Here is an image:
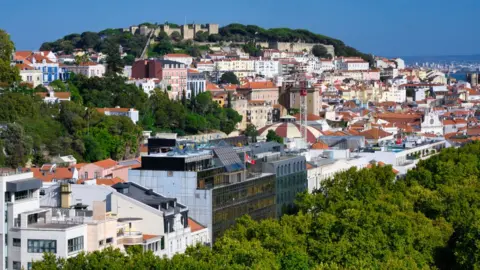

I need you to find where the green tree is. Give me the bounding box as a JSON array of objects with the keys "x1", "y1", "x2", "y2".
[
  {"x1": 266, "y1": 130, "x2": 283, "y2": 144},
  {"x1": 105, "y1": 41, "x2": 124, "y2": 75},
  {"x1": 311, "y1": 45, "x2": 329, "y2": 58},
  {"x1": 244, "y1": 124, "x2": 258, "y2": 143},
  {"x1": 74, "y1": 54, "x2": 90, "y2": 65},
  {"x1": 242, "y1": 41, "x2": 261, "y2": 57},
  {"x1": 220, "y1": 71, "x2": 240, "y2": 85},
  {"x1": 1, "y1": 123, "x2": 33, "y2": 167},
  {"x1": 170, "y1": 31, "x2": 182, "y2": 42},
  {"x1": 123, "y1": 54, "x2": 135, "y2": 65},
  {"x1": 152, "y1": 40, "x2": 174, "y2": 56},
  {"x1": 0, "y1": 29, "x2": 20, "y2": 86},
  {"x1": 194, "y1": 31, "x2": 209, "y2": 42}
]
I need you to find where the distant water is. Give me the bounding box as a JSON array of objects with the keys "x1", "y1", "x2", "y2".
[
  {"x1": 400, "y1": 55, "x2": 480, "y2": 65},
  {"x1": 450, "y1": 72, "x2": 467, "y2": 82}
]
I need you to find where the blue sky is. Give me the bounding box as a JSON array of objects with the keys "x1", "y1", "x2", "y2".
[{"x1": 2, "y1": 0, "x2": 479, "y2": 56}]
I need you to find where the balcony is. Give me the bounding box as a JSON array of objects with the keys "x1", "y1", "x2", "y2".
[{"x1": 118, "y1": 231, "x2": 143, "y2": 245}]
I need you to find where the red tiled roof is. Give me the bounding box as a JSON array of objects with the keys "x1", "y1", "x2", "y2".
[
  {"x1": 96, "y1": 177, "x2": 125, "y2": 186},
  {"x1": 206, "y1": 83, "x2": 221, "y2": 91},
  {"x1": 28, "y1": 167, "x2": 75, "y2": 183},
  {"x1": 96, "y1": 107, "x2": 136, "y2": 113},
  {"x1": 359, "y1": 128, "x2": 392, "y2": 140},
  {"x1": 93, "y1": 158, "x2": 117, "y2": 169},
  {"x1": 240, "y1": 81, "x2": 276, "y2": 89},
  {"x1": 248, "y1": 100, "x2": 266, "y2": 105},
  {"x1": 293, "y1": 113, "x2": 322, "y2": 121},
  {"x1": 143, "y1": 234, "x2": 158, "y2": 241},
  {"x1": 188, "y1": 218, "x2": 205, "y2": 232},
  {"x1": 311, "y1": 140, "x2": 328, "y2": 150},
  {"x1": 15, "y1": 63, "x2": 34, "y2": 70}
]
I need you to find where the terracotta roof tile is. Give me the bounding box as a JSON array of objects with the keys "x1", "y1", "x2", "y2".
[
  {"x1": 95, "y1": 177, "x2": 125, "y2": 186},
  {"x1": 143, "y1": 234, "x2": 159, "y2": 241},
  {"x1": 188, "y1": 218, "x2": 206, "y2": 232},
  {"x1": 359, "y1": 128, "x2": 392, "y2": 140},
  {"x1": 240, "y1": 81, "x2": 276, "y2": 89},
  {"x1": 93, "y1": 158, "x2": 117, "y2": 169}
]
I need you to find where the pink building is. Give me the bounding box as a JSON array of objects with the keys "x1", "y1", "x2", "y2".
[
  {"x1": 132, "y1": 59, "x2": 187, "y2": 100},
  {"x1": 78, "y1": 158, "x2": 118, "y2": 180}
]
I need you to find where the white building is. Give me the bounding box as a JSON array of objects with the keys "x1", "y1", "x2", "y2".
[
  {"x1": 96, "y1": 107, "x2": 139, "y2": 124},
  {"x1": 41, "y1": 183, "x2": 209, "y2": 259},
  {"x1": 35, "y1": 91, "x2": 71, "y2": 103},
  {"x1": 16, "y1": 64, "x2": 43, "y2": 87},
  {"x1": 123, "y1": 66, "x2": 132, "y2": 78},
  {"x1": 163, "y1": 54, "x2": 193, "y2": 67},
  {"x1": 62, "y1": 63, "x2": 106, "y2": 78},
  {"x1": 307, "y1": 150, "x2": 370, "y2": 192},
  {"x1": 196, "y1": 60, "x2": 214, "y2": 73},
  {"x1": 254, "y1": 59, "x2": 279, "y2": 78},
  {"x1": 335, "y1": 57, "x2": 369, "y2": 71},
  {"x1": 127, "y1": 79, "x2": 156, "y2": 96},
  {"x1": 187, "y1": 69, "x2": 206, "y2": 98},
  {"x1": 421, "y1": 111, "x2": 444, "y2": 135},
  {"x1": 0, "y1": 172, "x2": 87, "y2": 270},
  {"x1": 380, "y1": 86, "x2": 406, "y2": 103},
  {"x1": 320, "y1": 59, "x2": 335, "y2": 72},
  {"x1": 393, "y1": 58, "x2": 405, "y2": 69}
]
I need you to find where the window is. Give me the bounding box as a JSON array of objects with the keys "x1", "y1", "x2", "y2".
[
  {"x1": 99, "y1": 240, "x2": 104, "y2": 246},
  {"x1": 12, "y1": 261, "x2": 21, "y2": 270},
  {"x1": 14, "y1": 190, "x2": 30, "y2": 200},
  {"x1": 12, "y1": 238, "x2": 21, "y2": 247},
  {"x1": 27, "y1": 262, "x2": 32, "y2": 270},
  {"x1": 84, "y1": 172, "x2": 88, "y2": 179},
  {"x1": 106, "y1": 237, "x2": 113, "y2": 244},
  {"x1": 27, "y1": 239, "x2": 57, "y2": 253},
  {"x1": 68, "y1": 236, "x2": 84, "y2": 253}
]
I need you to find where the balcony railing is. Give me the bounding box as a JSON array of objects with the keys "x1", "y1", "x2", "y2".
[{"x1": 119, "y1": 231, "x2": 143, "y2": 245}]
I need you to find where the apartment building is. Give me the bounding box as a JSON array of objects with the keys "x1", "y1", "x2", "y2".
[
  {"x1": 41, "y1": 183, "x2": 209, "y2": 258},
  {"x1": 0, "y1": 172, "x2": 87, "y2": 270},
  {"x1": 246, "y1": 100, "x2": 273, "y2": 129},
  {"x1": 132, "y1": 59, "x2": 187, "y2": 99},
  {"x1": 254, "y1": 58, "x2": 279, "y2": 78},
  {"x1": 62, "y1": 62, "x2": 106, "y2": 78},
  {"x1": 237, "y1": 81, "x2": 279, "y2": 105}
]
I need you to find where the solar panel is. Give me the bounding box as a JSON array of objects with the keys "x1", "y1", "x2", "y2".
[{"x1": 213, "y1": 147, "x2": 245, "y2": 172}]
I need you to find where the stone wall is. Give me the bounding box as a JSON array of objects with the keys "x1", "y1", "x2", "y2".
[{"x1": 268, "y1": 41, "x2": 335, "y2": 56}]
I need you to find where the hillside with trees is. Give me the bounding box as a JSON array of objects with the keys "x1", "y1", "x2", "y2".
[
  {"x1": 0, "y1": 75, "x2": 241, "y2": 167},
  {"x1": 39, "y1": 23, "x2": 372, "y2": 63},
  {"x1": 32, "y1": 142, "x2": 480, "y2": 269}
]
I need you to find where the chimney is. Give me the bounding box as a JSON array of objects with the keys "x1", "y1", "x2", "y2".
[{"x1": 60, "y1": 183, "x2": 72, "y2": 209}]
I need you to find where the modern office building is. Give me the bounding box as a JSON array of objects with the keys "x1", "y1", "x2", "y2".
[
  {"x1": 129, "y1": 140, "x2": 276, "y2": 241},
  {"x1": 248, "y1": 142, "x2": 307, "y2": 216}
]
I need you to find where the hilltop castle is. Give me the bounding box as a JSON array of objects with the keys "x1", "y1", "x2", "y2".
[{"x1": 124, "y1": 23, "x2": 219, "y2": 40}]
